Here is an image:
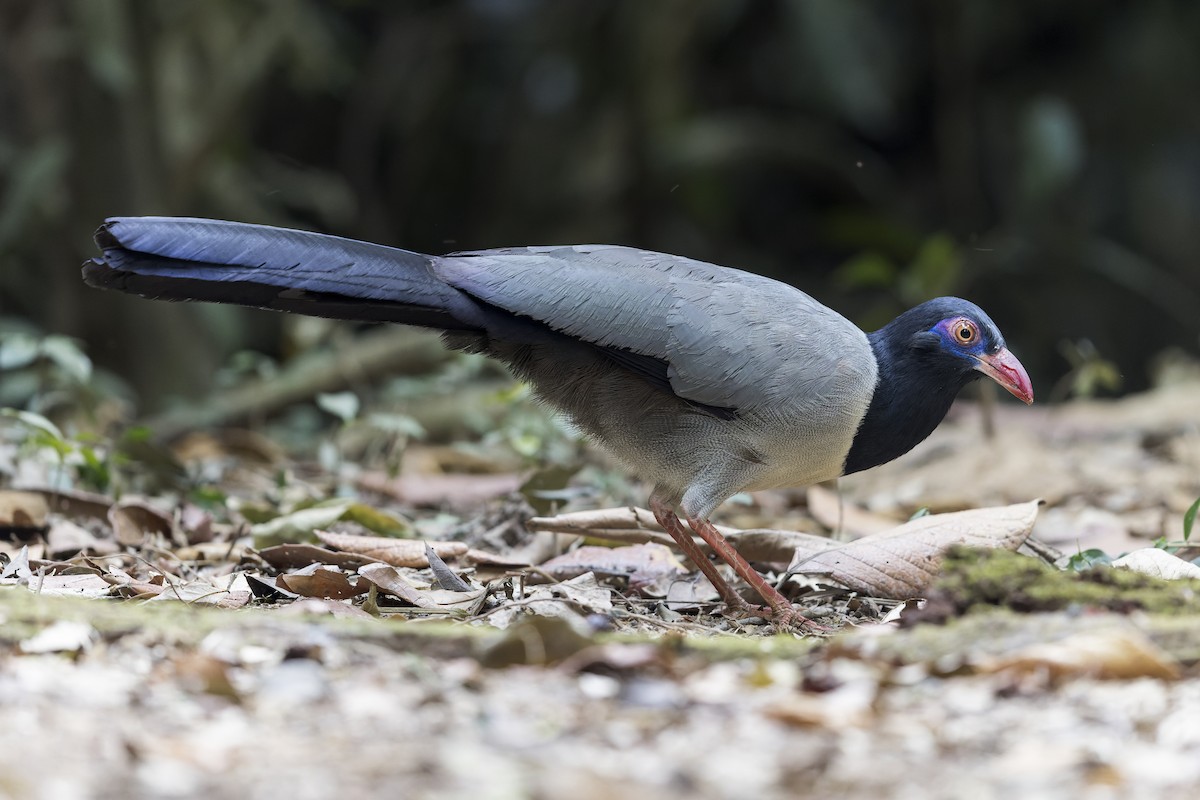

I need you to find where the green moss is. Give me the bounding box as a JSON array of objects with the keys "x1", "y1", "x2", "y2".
[{"x1": 930, "y1": 547, "x2": 1200, "y2": 617}]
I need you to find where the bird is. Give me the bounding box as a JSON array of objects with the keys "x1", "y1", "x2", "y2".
[{"x1": 83, "y1": 216, "x2": 1033, "y2": 627}]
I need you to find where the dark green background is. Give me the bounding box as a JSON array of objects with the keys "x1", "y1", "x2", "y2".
[{"x1": 3, "y1": 0, "x2": 1199, "y2": 409}]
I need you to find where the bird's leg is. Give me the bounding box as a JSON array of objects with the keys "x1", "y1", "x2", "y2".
[
  {"x1": 648, "y1": 495, "x2": 758, "y2": 615},
  {"x1": 683, "y1": 515, "x2": 827, "y2": 632}
]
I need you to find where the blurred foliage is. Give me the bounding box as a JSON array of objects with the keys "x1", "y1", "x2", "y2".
[
  {"x1": 1051, "y1": 338, "x2": 1123, "y2": 400},
  {"x1": 2, "y1": 0, "x2": 1200, "y2": 419}
]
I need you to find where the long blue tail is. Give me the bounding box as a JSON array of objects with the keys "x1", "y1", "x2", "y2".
[{"x1": 83, "y1": 217, "x2": 482, "y2": 330}]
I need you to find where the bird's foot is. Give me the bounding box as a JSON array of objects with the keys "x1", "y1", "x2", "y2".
[
  {"x1": 720, "y1": 594, "x2": 831, "y2": 634},
  {"x1": 763, "y1": 604, "x2": 832, "y2": 634}
]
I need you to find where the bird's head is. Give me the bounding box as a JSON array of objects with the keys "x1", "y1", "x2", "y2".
[{"x1": 883, "y1": 297, "x2": 1034, "y2": 404}]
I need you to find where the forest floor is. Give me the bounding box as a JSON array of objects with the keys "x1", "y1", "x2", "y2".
[{"x1": 2, "y1": 353, "x2": 1200, "y2": 800}]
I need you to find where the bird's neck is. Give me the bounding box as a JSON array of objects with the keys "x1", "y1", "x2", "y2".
[{"x1": 842, "y1": 329, "x2": 976, "y2": 475}]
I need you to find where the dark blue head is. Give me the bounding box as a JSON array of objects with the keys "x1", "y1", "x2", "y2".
[{"x1": 843, "y1": 296, "x2": 1032, "y2": 475}]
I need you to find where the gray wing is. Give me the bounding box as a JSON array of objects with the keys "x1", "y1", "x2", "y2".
[{"x1": 435, "y1": 245, "x2": 875, "y2": 412}]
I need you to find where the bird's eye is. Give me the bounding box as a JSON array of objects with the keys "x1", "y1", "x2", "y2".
[{"x1": 954, "y1": 319, "x2": 978, "y2": 344}]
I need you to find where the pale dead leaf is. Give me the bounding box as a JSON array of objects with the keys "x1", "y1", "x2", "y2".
[
  {"x1": 1, "y1": 544, "x2": 32, "y2": 581},
  {"x1": 977, "y1": 628, "x2": 1181, "y2": 680},
  {"x1": 539, "y1": 543, "x2": 686, "y2": 585},
  {"x1": 356, "y1": 563, "x2": 484, "y2": 611},
  {"x1": 149, "y1": 578, "x2": 250, "y2": 607},
  {"x1": 790, "y1": 500, "x2": 1040, "y2": 598},
  {"x1": 357, "y1": 563, "x2": 436, "y2": 608},
  {"x1": 0, "y1": 490, "x2": 48, "y2": 529},
  {"x1": 315, "y1": 531, "x2": 466, "y2": 567},
  {"x1": 28, "y1": 573, "x2": 112, "y2": 598},
  {"x1": 488, "y1": 573, "x2": 612, "y2": 630},
  {"x1": 1111, "y1": 548, "x2": 1200, "y2": 581},
  {"x1": 421, "y1": 587, "x2": 487, "y2": 611}
]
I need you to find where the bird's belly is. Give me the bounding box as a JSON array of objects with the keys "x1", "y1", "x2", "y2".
[{"x1": 736, "y1": 415, "x2": 859, "y2": 492}]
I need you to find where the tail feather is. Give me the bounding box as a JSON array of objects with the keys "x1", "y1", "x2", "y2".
[{"x1": 83, "y1": 217, "x2": 483, "y2": 330}]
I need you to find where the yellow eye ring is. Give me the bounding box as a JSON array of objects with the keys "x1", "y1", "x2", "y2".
[{"x1": 953, "y1": 319, "x2": 978, "y2": 345}]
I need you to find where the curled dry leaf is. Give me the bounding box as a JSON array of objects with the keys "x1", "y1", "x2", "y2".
[
  {"x1": 109, "y1": 500, "x2": 176, "y2": 547},
  {"x1": 1111, "y1": 548, "x2": 1200, "y2": 581},
  {"x1": 315, "y1": 530, "x2": 466, "y2": 568},
  {"x1": 257, "y1": 543, "x2": 381, "y2": 571},
  {"x1": 789, "y1": 500, "x2": 1041, "y2": 598},
  {"x1": 357, "y1": 563, "x2": 436, "y2": 607},
  {"x1": 276, "y1": 564, "x2": 364, "y2": 600},
  {"x1": 357, "y1": 562, "x2": 486, "y2": 611}
]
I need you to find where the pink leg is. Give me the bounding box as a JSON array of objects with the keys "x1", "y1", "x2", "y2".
[
  {"x1": 684, "y1": 514, "x2": 826, "y2": 631},
  {"x1": 649, "y1": 495, "x2": 757, "y2": 615}
]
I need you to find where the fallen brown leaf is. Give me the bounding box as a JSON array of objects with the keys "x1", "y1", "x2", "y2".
[
  {"x1": 24, "y1": 487, "x2": 112, "y2": 520},
  {"x1": 109, "y1": 500, "x2": 176, "y2": 547},
  {"x1": 277, "y1": 564, "x2": 365, "y2": 600},
  {"x1": 357, "y1": 563, "x2": 485, "y2": 611},
  {"x1": 315, "y1": 530, "x2": 467, "y2": 567},
  {"x1": 790, "y1": 500, "x2": 1041, "y2": 598},
  {"x1": 257, "y1": 543, "x2": 382, "y2": 571}
]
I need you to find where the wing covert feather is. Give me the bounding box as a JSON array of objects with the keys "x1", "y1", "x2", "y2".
[{"x1": 435, "y1": 245, "x2": 876, "y2": 412}]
